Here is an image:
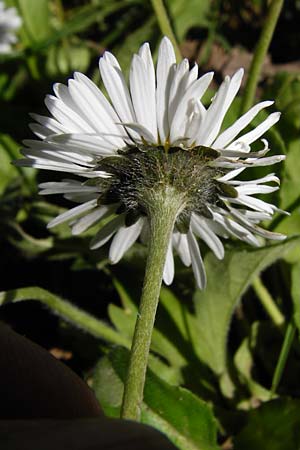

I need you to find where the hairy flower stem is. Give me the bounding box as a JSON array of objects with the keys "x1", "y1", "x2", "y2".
[
  {"x1": 150, "y1": 0, "x2": 181, "y2": 61},
  {"x1": 121, "y1": 187, "x2": 185, "y2": 421},
  {"x1": 240, "y1": 0, "x2": 284, "y2": 114}
]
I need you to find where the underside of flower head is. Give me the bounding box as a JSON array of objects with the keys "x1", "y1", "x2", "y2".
[{"x1": 17, "y1": 36, "x2": 286, "y2": 289}]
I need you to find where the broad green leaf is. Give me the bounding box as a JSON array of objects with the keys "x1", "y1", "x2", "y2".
[
  {"x1": 0, "y1": 134, "x2": 35, "y2": 194},
  {"x1": 233, "y1": 399, "x2": 300, "y2": 450},
  {"x1": 275, "y1": 138, "x2": 300, "y2": 263},
  {"x1": 191, "y1": 237, "x2": 300, "y2": 375},
  {"x1": 15, "y1": 0, "x2": 52, "y2": 43},
  {"x1": 94, "y1": 347, "x2": 220, "y2": 450},
  {"x1": 159, "y1": 287, "x2": 190, "y2": 340},
  {"x1": 108, "y1": 302, "x2": 186, "y2": 367},
  {"x1": 93, "y1": 356, "x2": 123, "y2": 418},
  {"x1": 234, "y1": 325, "x2": 271, "y2": 403},
  {"x1": 167, "y1": 0, "x2": 210, "y2": 40},
  {"x1": 0, "y1": 135, "x2": 19, "y2": 195},
  {"x1": 279, "y1": 139, "x2": 300, "y2": 210},
  {"x1": 0, "y1": 286, "x2": 128, "y2": 347},
  {"x1": 291, "y1": 262, "x2": 300, "y2": 332}
]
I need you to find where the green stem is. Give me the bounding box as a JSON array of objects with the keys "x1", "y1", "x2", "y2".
[
  {"x1": 121, "y1": 187, "x2": 184, "y2": 421},
  {"x1": 252, "y1": 276, "x2": 284, "y2": 327},
  {"x1": 270, "y1": 322, "x2": 296, "y2": 398},
  {"x1": 150, "y1": 0, "x2": 181, "y2": 61},
  {"x1": 240, "y1": 0, "x2": 284, "y2": 114},
  {"x1": 0, "y1": 286, "x2": 128, "y2": 347}
]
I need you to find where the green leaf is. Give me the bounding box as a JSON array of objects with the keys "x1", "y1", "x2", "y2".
[
  {"x1": 0, "y1": 286, "x2": 128, "y2": 347},
  {"x1": 292, "y1": 262, "x2": 300, "y2": 332},
  {"x1": 0, "y1": 136, "x2": 19, "y2": 195},
  {"x1": 270, "y1": 322, "x2": 296, "y2": 397},
  {"x1": 279, "y1": 139, "x2": 300, "y2": 210},
  {"x1": 93, "y1": 356, "x2": 123, "y2": 418},
  {"x1": 233, "y1": 399, "x2": 300, "y2": 450},
  {"x1": 159, "y1": 287, "x2": 190, "y2": 340},
  {"x1": 15, "y1": 0, "x2": 52, "y2": 43},
  {"x1": 234, "y1": 325, "x2": 271, "y2": 403},
  {"x1": 0, "y1": 134, "x2": 35, "y2": 194},
  {"x1": 273, "y1": 138, "x2": 300, "y2": 263},
  {"x1": 94, "y1": 347, "x2": 220, "y2": 450},
  {"x1": 167, "y1": 0, "x2": 210, "y2": 40},
  {"x1": 191, "y1": 237, "x2": 300, "y2": 375},
  {"x1": 108, "y1": 302, "x2": 186, "y2": 367}
]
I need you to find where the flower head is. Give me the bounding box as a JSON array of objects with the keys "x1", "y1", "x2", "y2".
[
  {"x1": 0, "y1": 1, "x2": 21, "y2": 54},
  {"x1": 18, "y1": 37, "x2": 286, "y2": 289}
]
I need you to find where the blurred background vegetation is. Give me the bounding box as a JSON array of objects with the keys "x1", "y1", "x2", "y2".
[{"x1": 1, "y1": 0, "x2": 300, "y2": 448}]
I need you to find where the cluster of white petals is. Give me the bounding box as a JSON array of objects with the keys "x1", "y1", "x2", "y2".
[
  {"x1": 0, "y1": 1, "x2": 21, "y2": 54},
  {"x1": 18, "y1": 37, "x2": 286, "y2": 289}
]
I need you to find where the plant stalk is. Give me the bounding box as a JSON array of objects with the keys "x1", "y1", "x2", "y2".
[
  {"x1": 240, "y1": 0, "x2": 284, "y2": 114},
  {"x1": 252, "y1": 276, "x2": 284, "y2": 327},
  {"x1": 150, "y1": 0, "x2": 181, "y2": 61},
  {"x1": 270, "y1": 322, "x2": 296, "y2": 398},
  {"x1": 121, "y1": 187, "x2": 184, "y2": 420}
]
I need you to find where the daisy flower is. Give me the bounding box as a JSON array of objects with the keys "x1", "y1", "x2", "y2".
[
  {"x1": 17, "y1": 37, "x2": 286, "y2": 289},
  {"x1": 0, "y1": 1, "x2": 21, "y2": 54}
]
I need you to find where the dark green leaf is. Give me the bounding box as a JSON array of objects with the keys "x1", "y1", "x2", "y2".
[
  {"x1": 191, "y1": 237, "x2": 300, "y2": 375},
  {"x1": 94, "y1": 347, "x2": 220, "y2": 450},
  {"x1": 234, "y1": 399, "x2": 300, "y2": 450},
  {"x1": 292, "y1": 262, "x2": 300, "y2": 332}
]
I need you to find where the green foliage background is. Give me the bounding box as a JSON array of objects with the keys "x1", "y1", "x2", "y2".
[{"x1": 1, "y1": 0, "x2": 300, "y2": 448}]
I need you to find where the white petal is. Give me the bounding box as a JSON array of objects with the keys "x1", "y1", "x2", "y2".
[
  {"x1": 120, "y1": 122, "x2": 156, "y2": 143},
  {"x1": 129, "y1": 44, "x2": 157, "y2": 139},
  {"x1": 156, "y1": 37, "x2": 176, "y2": 143},
  {"x1": 217, "y1": 167, "x2": 245, "y2": 181},
  {"x1": 228, "y1": 195, "x2": 278, "y2": 214},
  {"x1": 227, "y1": 173, "x2": 280, "y2": 185},
  {"x1": 39, "y1": 181, "x2": 99, "y2": 195},
  {"x1": 30, "y1": 113, "x2": 70, "y2": 135},
  {"x1": 232, "y1": 112, "x2": 281, "y2": 146},
  {"x1": 99, "y1": 54, "x2": 139, "y2": 141},
  {"x1": 172, "y1": 232, "x2": 191, "y2": 266},
  {"x1": 197, "y1": 69, "x2": 244, "y2": 146},
  {"x1": 187, "y1": 231, "x2": 206, "y2": 289},
  {"x1": 191, "y1": 214, "x2": 224, "y2": 259},
  {"x1": 184, "y1": 99, "x2": 206, "y2": 143},
  {"x1": 235, "y1": 184, "x2": 279, "y2": 195},
  {"x1": 109, "y1": 217, "x2": 144, "y2": 263},
  {"x1": 213, "y1": 101, "x2": 273, "y2": 148},
  {"x1": 213, "y1": 211, "x2": 261, "y2": 246},
  {"x1": 16, "y1": 157, "x2": 94, "y2": 175},
  {"x1": 74, "y1": 71, "x2": 128, "y2": 140},
  {"x1": 228, "y1": 207, "x2": 286, "y2": 241},
  {"x1": 46, "y1": 133, "x2": 119, "y2": 156},
  {"x1": 45, "y1": 95, "x2": 93, "y2": 133},
  {"x1": 67, "y1": 79, "x2": 125, "y2": 147},
  {"x1": 169, "y1": 72, "x2": 213, "y2": 143},
  {"x1": 163, "y1": 239, "x2": 175, "y2": 285},
  {"x1": 72, "y1": 206, "x2": 113, "y2": 235},
  {"x1": 90, "y1": 214, "x2": 124, "y2": 250},
  {"x1": 47, "y1": 199, "x2": 97, "y2": 228},
  {"x1": 168, "y1": 59, "x2": 190, "y2": 126},
  {"x1": 21, "y1": 144, "x2": 95, "y2": 166}
]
